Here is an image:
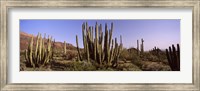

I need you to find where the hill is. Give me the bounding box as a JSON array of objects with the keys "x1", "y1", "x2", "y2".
[{"x1": 20, "y1": 31, "x2": 76, "y2": 51}]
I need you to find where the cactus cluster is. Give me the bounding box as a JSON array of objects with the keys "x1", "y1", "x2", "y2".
[
  {"x1": 25, "y1": 33, "x2": 55, "y2": 68},
  {"x1": 166, "y1": 44, "x2": 180, "y2": 71},
  {"x1": 150, "y1": 46, "x2": 160, "y2": 55},
  {"x1": 76, "y1": 22, "x2": 123, "y2": 67}
]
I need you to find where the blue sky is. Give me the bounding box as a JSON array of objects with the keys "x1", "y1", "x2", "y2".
[{"x1": 20, "y1": 20, "x2": 180, "y2": 51}]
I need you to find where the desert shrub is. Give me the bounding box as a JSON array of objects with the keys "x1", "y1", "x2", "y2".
[
  {"x1": 132, "y1": 60, "x2": 143, "y2": 69},
  {"x1": 120, "y1": 48, "x2": 139, "y2": 61},
  {"x1": 162, "y1": 59, "x2": 169, "y2": 65},
  {"x1": 141, "y1": 62, "x2": 171, "y2": 71},
  {"x1": 97, "y1": 67, "x2": 116, "y2": 71},
  {"x1": 63, "y1": 50, "x2": 78, "y2": 60},
  {"x1": 141, "y1": 52, "x2": 159, "y2": 62},
  {"x1": 120, "y1": 48, "x2": 131, "y2": 60},
  {"x1": 157, "y1": 51, "x2": 168, "y2": 62},
  {"x1": 148, "y1": 50, "x2": 167, "y2": 62},
  {"x1": 117, "y1": 63, "x2": 141, "y2": 71},
  {"x1": 132, "y1": 52, "x2": 140, "y2": 61},
  {"x1": 147, "y1": 54, "x2": 159, "y2": 62},
  {"x1": 20, "y1": 62, "x2": 26, "y2": 71},
  {"x1": 72, "y1": 61, "x2": 96, "y2": 71},
  {"x1": 132, "y1": 60, "x2": 171, "y2": 71},
  {"x1": 51, "y1": 60, "x2": 96, "y2": 71}
]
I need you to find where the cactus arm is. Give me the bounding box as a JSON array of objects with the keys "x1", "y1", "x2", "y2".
[
  {"x1": 172, "y1": 45, "x2": 178, "y2": 70},
  {"x1": 38, "y1": 34, "x2": 42, "y2": 63},
  {"x1": 166, "y1": 49, "x2": 173, "y2": 70},
  {"x1": 76, "y1": 35, "x2": 82, "y2": 61},
  {"x1": 86, "y1": 40, "x2": 90, "y2": 62},
  {"x1": 108, "y1": 23, "x2": 113, "y2": 47},
  {"x1": 29, "y1": 35, "x2": 35, "y2": 67},
  {"x1": 25, "y1": 49, "x2": 28, "y2": 63},
  {"x1": 166, "y1": 44, "x2": 180, "y2": 71},
  {"x1": 109, "y1": 39, "x2": 114, "y2": 65},
  {"x1": 34, "y1": 33, "x2": 40, "y2": 65},
  {"x1": 82, "y1": 22, "x2": 86, "y2": 52},
  {"x1": 177, "y1": 44, "x2": 180, "y2": 70}
]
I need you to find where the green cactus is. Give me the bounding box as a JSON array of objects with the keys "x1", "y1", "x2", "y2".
[
  {"x1": 166, "y1": 44, "x2": 180, "y2": 71},
  {"x1": 76, "y1": 22, "x2": 123, "y2": 67},
  {"x1": 76, "y1": 35, "x2": 82, "y2": 61},
  {"x1": 141, "y1": 38, "x2": 144, "y2": 53},
  {"x1": 38, "y1": 34, "x2": 42, "y2": 63},
  {"x1": 28, "y1": 35, "x2": 34, "y2": 67},
  {"x1": 137, "y1": 40, "x2": 140, "y2": 55},
  {"x1": 25, "y1": 33, "x2": 54, "y2": 68},
  {"x1": 52, "y1": 39, "x2": 55, "y2": 59}
]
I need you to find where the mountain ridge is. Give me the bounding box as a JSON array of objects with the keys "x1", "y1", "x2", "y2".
[{"x1": 20, "y1": 31, "x2": 76, "y2": 51}]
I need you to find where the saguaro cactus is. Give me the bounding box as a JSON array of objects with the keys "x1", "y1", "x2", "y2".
[
  {"x1": 137, "y1": 40, "x2": 140, "y2": 55},
  {"x1": 25, "y1": 33, "x2": 54, "y2": 68},
  {"x1": 76, "y1": 22, "x2": 123, "y2": 67},
  {"x1": 25, "y1": 35, "x2": 35, "y2": 67},
  {"x1": 76, "y1": 35, "x2": 82, "y2": 61},
  {"x1": 140, "y1": 38, "x2": 144, "y2": 53},
  {"x1": 166, "y1": 44, "x2": 180, "y2": 71},
  {"x1": 52, "y1": 39, "x2": 55, "y2": 59}
]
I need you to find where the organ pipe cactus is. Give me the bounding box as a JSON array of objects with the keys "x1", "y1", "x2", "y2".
[
  {"x1": 25, "y1": 33, "x2": 54, "y2": 68},
  {"x1": 26, "y1": 35, "x2": 34, "y2": 67},
  {"x1": 76, "y1": 22, "x2": 123, "y2": 67},
  {"x1": 166, "y1": 44, "x2": 180, "y2": 71},
  {"x1": 151, "y1": 46, "x2": 160, "y2": 55},
  {"x1": 76, "y1": 35, "x2": 82, "y2": 61},
  {"x1": 137, "y1": 40, "x2": 140, "y2": 55},
  {"x1": 140, "y1": 38, "x2": 144, "y2": 53},
  {"x1": 52, "y1": 39, "x2": 55, "y2": 59}
]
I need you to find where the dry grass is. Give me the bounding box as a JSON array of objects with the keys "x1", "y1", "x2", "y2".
[
  {"x1": 20, "y1": 47, "x2": 171, "y2": 71},
  {"x1": 51, "y1": 60, "x2": 96, "y2": 71}
]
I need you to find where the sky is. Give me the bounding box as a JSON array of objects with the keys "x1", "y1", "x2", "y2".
[{"x1": 20, "y1": 20, "x2": 180, "y2": 51}]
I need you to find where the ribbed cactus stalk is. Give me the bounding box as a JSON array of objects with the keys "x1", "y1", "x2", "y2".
[
  {"x1": 38, "y1": 34, "x2": 42, "y2": 63},
  {"x1": 86, "y1": 40, "x2": 90, "y2": 62},
  {"x1": 41, "y1": 34, "x2": 45, "y2": 63},
  {"x1": 104, "y1": 24, "x2": 109, "y2": 64},
  {"x1": 25, "y1": 33, "x2": 54, "y2": 68},
  {"x1": 82, "y1": 22, "x2": 86, "y2": 53},
  {"x1": 27, "y1": 35, "x2": 35, "y2": 67},
  {"x1": 52, "y1": 39, "x2": 55, "y2": 59},
  {"x1": 34, "y1": 33, "x2": 39, "y2": 65},
  {"x1": 76, "y1": 35, "x2": 82, "y2": 61},
  {"x1": 95, "y1": 22, "x2": 99, "y2": 62},
  {"x1": 141, "y1": 39, "x2": 144, "y2": 53},
  {"x1": 141, "y1": 38, "x2": 144, "y2": 53},
  {"x1": 137, "y1": 40, "x2": 140, "y2": 55},
  {"x1": 166, "y1": 44, "x2": 180, "y2": 71},
  {"x1": 109, "y1": 39, "x2": 114, "y2": 65},
  {"x1": 25, "y1": 49, "x2": 28, "y2": 62},
  {"x1": 76, "y1": 22, "x2": 123, "y2": 67}
]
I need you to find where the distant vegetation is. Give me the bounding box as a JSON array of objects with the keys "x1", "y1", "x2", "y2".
[{"x1": 20, "y1": 22, "x2": 180, "y2": 71}]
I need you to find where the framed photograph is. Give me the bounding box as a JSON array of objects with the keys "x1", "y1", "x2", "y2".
[{"x1": 1, "y1": 0, "x2": 199, "y2": 91}]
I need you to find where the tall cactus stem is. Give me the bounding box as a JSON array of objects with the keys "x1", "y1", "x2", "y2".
[{"x1": 76, "y1": 35, "x2": 82, "y2": 61}]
